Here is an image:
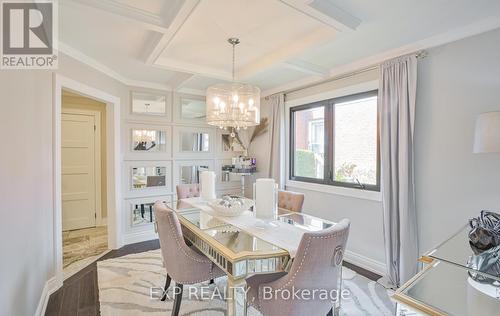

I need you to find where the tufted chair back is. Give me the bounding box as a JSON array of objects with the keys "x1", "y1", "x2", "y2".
[
  {"x1": 247, "y1": 219, "x2": 350, "y2": 316},
  {"x1": 176, "y1": 183, "x2": 200, "y2": 199},
  {"x1": 153, "y1": 201, "x2": 222, "y2": 284},
  {"x1": 278, "y1": 190, "x2": 305, "y2": 213}
]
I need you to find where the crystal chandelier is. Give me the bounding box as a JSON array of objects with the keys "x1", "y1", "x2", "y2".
[{"x1": 206, "y1": 38, "x2": 260, "y2": 130}]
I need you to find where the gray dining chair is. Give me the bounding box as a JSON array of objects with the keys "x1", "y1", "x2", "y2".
[
  {"x1": 153, "y1": 201, "x2": 225, "y2": 316},
  {"x1": 278, "y1": 190, "x2": 305, "y2": 213},
  {"x1": 246, "y1": 219, "x2": 350, "y2": 316}
]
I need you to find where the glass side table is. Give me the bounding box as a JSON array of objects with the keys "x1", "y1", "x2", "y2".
[{"x1": 393, "y1": 225, "x2": 500, "y2": 316}]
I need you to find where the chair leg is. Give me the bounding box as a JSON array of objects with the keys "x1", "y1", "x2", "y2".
[
  {"x1": 161, "y1": 274, "x2": 171, "y2": 301},
  {"x1": 172, "y1": 283, "x2": 183, "y2": 316},
  {"x1": 326, "y1": 307, "x2": 333, "y2": 316}
]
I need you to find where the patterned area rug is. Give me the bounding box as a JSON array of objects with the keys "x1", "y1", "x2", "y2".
[{"x1": 97, "y1": 250, "x2": 395, "y2": 315}]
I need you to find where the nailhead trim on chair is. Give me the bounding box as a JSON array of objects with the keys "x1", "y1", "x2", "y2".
[
  {"x1": 259, "y1": 229, "x2": 348, "y2": 299},
  {"x1": 165, "y1": 213, "x2": 212, "y2": 264},
  {"x1": 163, "y1": 212, "x2": 220, "y2": 284}
]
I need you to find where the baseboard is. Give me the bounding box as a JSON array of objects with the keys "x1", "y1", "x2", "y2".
[
  {"x1": 96, "y1": 217, "x2": 107, "y2": 226},
  {"x1": 122, "y1": 230, "x2": 158, "y2": 245},
  {"x1": 35, "y1": 276, "x2": 63, "y2": 316},
  {"x1": 344, "y1": 250, "x2": 387, "y2": 277}
]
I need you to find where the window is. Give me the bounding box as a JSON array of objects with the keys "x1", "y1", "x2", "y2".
[{"x1": 290, "y1": 90, "x2": 380, "y2": 191}]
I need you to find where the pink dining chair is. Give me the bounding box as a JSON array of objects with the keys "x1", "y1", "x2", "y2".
[
  {"x1": 153, "y1": 201, "x2": 225, "y2": 316},
  {"x1": 176, "y1": 183, "x2": 200, "y2": 199},
  {"x1": 278, "y1": 190, "x2": 305, "y2": 213},
  {"x1": 246, "y1": 219, "x2": 350, "y2": 316}
]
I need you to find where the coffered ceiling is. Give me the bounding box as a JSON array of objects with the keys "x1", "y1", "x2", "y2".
[{"x1": 59, "y1": 0, "x2": 500, "y2": 95}]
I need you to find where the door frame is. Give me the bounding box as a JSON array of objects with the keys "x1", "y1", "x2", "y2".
[
  {"x1": 53, "y1": 74, "x2": 122, "y2": 287},
  {"x1": 61, "y1": 108, "x2": 102, "y2": 228}
]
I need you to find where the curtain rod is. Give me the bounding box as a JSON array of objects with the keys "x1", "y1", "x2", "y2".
[{"x1": 278, "y1": 50, "x2": 428, "y2": 96}]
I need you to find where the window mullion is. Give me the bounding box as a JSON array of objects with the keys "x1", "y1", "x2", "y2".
[
  {"x1": 324, "y1": 102, "x2": 334, "y2": 185},
  {"x1": 331, "y1": 101, "x2": 335, "y2": 185}
]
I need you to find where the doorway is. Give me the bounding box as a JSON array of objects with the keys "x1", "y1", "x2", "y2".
[
  {"x1": 61, "y1": 90, "x2": 109, "y2": 278},
  {"x1": 53, "y1": 74, "x2": 121, "y2": 290}
]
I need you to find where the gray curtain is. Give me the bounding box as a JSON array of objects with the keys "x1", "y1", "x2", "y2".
[
  {"x1": 379, "y1": 54, "x2": 419, "y2": 288},
  {"x1": 267, "y1": 93, "x2": 286, "y2": 188}
]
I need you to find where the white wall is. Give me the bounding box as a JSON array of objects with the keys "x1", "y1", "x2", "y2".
[
  {"x1": 2, "y1": 27, "x2": 500, "y2": 315},
  {"x1": 255, "y1": 29, "x2": 500, "y2": 276},
  {"x1": 58, "y1": 52, "x2": 243, "y2": 245},
  {"x1": 0, "y1": 71, "x2": 54, "y2": 316},
  {"x1": 415, "y1": 28, "x2": 500, "y2": 253},
  {"x1": 285, "y1": 69, "x2": 387, "y2": 273}
]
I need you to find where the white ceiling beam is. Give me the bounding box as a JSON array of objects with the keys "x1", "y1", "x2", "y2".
[
  {"x1": 145, "y1": 0, "x2": 200, "y2": 65},
  {"x1": 237, "y1": 27, "x2": 334, "y2": 80},
  {"x1": 63, "y1": 0, "x2": 169, "y2": 33},
  {"x1": 279, "y1": 0, "x2": 360, "y2": 31},
  {"x1": 282, "y1": 59, "x2": 329, "y2": 76}
]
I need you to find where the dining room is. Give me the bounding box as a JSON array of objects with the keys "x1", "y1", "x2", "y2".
[{"x1": 2, "y1": 1, "x2": 500, "y2": 316}]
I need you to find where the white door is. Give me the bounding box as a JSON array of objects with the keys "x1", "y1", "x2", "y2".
[{"x1": 62, "y1": 112, "x2": 99, "y2": 231}]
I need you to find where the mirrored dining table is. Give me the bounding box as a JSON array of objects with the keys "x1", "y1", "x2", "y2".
[{"x1": 160, "y1": 198, "x2": 338, "y2": 316}]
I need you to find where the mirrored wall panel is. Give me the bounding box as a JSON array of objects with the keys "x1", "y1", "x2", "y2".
[
  {"x1": 181, "y1": 132, "x2": 209, "y2": 152},
  {"x1": 132, "y1": 166, "x2": 167, "y2": 189},
  {"x1": 181, "y1": 98, "x2": 206, "y2": 120},
  {"x1": 180, "y1": 165, "x2": 209, "y2": 184},
  {"x1": 221, "y1": 134, "x2": 245, "y2": 152},
  {"x1": 131, "y1": 201, "x2": 160, "y2": 226},
  {"x1": 132, "y1": 92, "x2": 166, "y2": 115},
  {"x1": 132, "y1": 129, "x2": 166, "y2": 152}
]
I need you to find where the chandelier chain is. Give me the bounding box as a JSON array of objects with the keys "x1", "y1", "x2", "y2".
[{"x1": 232, "y1": 41, "x2": 235, "y2": 81}]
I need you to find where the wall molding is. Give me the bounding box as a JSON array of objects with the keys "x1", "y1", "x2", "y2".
[
  {"x1": 344, "y1": 250, "x2": 387, "y2": 277},
  {"x1": 35, "y1": 276, "x2": 62, "y2": 316},
  {"x1": 123, "y1": 230, "x2": 158, "y2": 245},
  {"x1": 53, "y1": 74, "x2": 123, "y2": 290}
]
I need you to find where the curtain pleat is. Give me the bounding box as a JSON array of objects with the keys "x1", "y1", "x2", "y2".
[{"x1": 379, "y1": 54, "x2": 419, "y2": 288}]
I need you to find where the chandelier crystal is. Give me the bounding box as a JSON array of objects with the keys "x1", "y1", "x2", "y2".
[{"x1": 206, "y1": 38, "x2": 260, "y2": 129}]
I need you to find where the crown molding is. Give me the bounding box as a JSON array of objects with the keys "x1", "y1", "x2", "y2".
[
  {"x1": 58, "y1": 42, "x2": 172, "y2": 91},
  {"x1": 63, "y1": 0, "x2": 169, "y2": 33},
  {"x1": 176, "y1": 87, "x2": 206, "y2": 96},
  {"x1": 262, "y1": 14, "x2": 500, "y2": 97},
  {"x1": 59, "y1": 13, "x2": 500, "y2": 99}
]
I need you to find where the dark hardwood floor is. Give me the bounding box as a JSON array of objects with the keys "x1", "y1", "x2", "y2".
[
  {"x1": 45, "y1": 239, "x2": 380, "y2": 316},
  {"x1": 45, "y1": 239, "x2": 160, "y2": 316}
]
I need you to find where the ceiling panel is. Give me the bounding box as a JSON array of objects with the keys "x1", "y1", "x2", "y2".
[
  {"x1": 157, "y1": 0, "x2": 336, "y2": 78},
  {"x1": 59, "y1": 0, "x2": 500, "y2": 94},
  {"x1": 60, "y1": 2, "x2": 179, "y2": 84}
]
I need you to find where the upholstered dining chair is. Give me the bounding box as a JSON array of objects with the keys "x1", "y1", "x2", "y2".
[
  {"x1": 278, "y1": 190, "x2": 305, "y2": 213},
  {"x1": 246, "y1": 219, "x2": 350, "y2": 316},
  {"x1": 153, "y1": 202, "x2": 225, "y2": 316},
  {"x1": 176, "y1": 183, "x2": 200, "y2": 199}
]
